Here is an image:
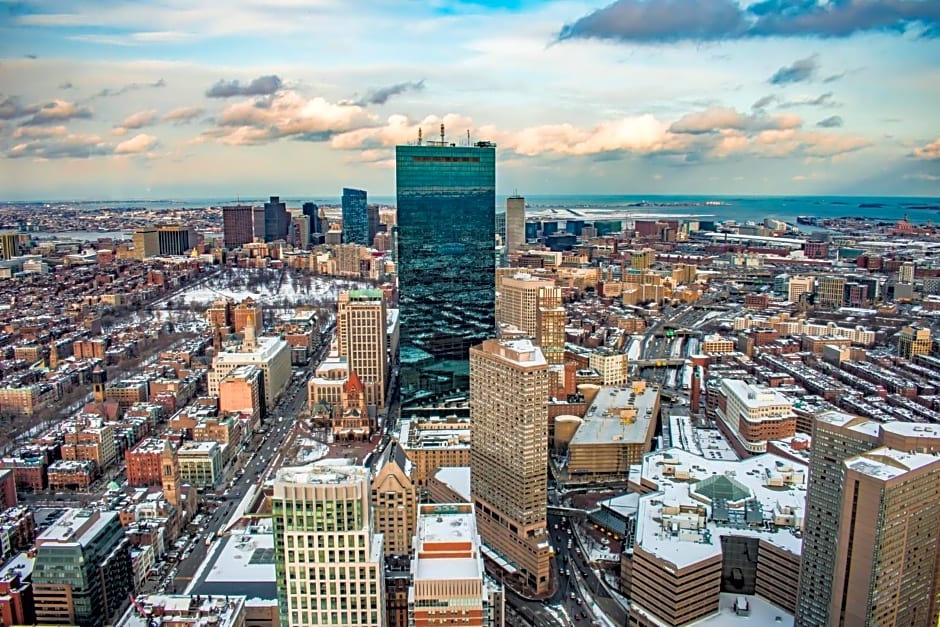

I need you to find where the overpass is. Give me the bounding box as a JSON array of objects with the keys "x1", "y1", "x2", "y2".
[{"x1": 632, "y1": 358, "x2": 686, "y2": 367}]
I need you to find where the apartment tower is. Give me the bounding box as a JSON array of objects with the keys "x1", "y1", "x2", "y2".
[
  {"x1": 470, "y1": 338, "x2": 551, "y2": 593},
  {"x1": 336, "y1": 289, "x2": 388, "y2": 409},
  {"x1": 396, "y1": 137, "x2": 496, "y2": 405},
  {"x1": 273, "y1": 462, "x2": 385, "y2": 627}
]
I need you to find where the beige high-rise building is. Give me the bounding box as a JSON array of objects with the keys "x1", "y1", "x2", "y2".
[
  {"x1": 831, "y1": 448, "x2": 940, "y2": 627},
  {"x1": 133, "y1": 228, "x2": 159, "y2": 259},
  {"x1": 370, "y1": 443, "x2": 417, "y2": 557},
  {"x1": 497, "y1": 273, "x2": 565, "y2": 365},
  {"x1": 816, "y1": 275, "x2": 846, "y2": 308},
  {"x1": 505, "y1": 195, "x2": 525, "y2": 253},
  {"x1": 497, "y1": 273, "x2": 553, "y2": 336},
  {"x1": 787, "y1": 275, "x2": 814, "y2": 302},
  {"x1": 630, "y1": 248, "x2": 655, "y2": 270},
  {"x1": 209, "y1": 335, "x2": 291, "y2": 409},
  {"x1": 589, "y1": 349, "x2": 629, "y2": 386},
  {"x1": 273, "y1": 462, "x2": 385, "y2": 627},
  {"x1": 470, "y1": 338, "x2": 551, "y2": 594},
  {"x1": 409, "y1": 503, "x2": 505, "y2": 627},
  {"x1": 336, "y1": 289, "x2": 388, "y2": 409},
  {"x1": 898, "y1": 325, "x2": 931, "y2": 359}
]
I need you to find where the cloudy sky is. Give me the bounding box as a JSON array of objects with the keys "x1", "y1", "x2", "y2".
[{"x1": 1, "y1": 0, "x2": 939, "y2": 200}]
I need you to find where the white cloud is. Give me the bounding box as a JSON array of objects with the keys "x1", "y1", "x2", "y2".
[
  {"x1": 914, "y1": 138, "x2": 940, "y2": 160},
  {"x1": 114, "y1": 133, "x2": 158, "y2": 154},
  {"x1": 113, "y1": 109, "x2": 159, "y2": 135},
  {"x1": 163, "y1": 106, "x2": 204, "y2": 123},
  {"x1": 207, "y1": 91, "x2": 376, "y2": 145}
]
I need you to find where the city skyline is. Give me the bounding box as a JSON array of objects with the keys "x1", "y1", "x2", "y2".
[{"x1": 1, "y1": 0, "x2": 939, "y2": 200}]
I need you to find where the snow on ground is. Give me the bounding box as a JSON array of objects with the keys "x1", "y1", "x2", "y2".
[
  {"x1": 177, "y1": 271, "x2": 371, "y2": 307},
  {"x1": 627, "y1": 336, "x2": 643, "y2": 360},
  {"x1": 295, "y1": 439, "x2": 329, "y2": 464}
]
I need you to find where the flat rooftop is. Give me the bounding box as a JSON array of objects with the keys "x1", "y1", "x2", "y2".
[
  {"x1": 632, "y1": 593, "x2": 793, "y2": 627},
  {"x1": 413, "y1": 505, "x2": 482, "y2": 582},
  {"x1": 635, "y1": 447, "x2": 807, "y2": 570},
  {"x1": 275, "y1": 460, "x2": 369, "y2": 485},
  {"x1": 118, "y1": 594, "x2": 246, "y2": 627},
  {"x1": 432, "y1": 466, "x2": 471, "y2": 501},
  {"x1": 570, "y1": 384, "x2": 659, "y2": 446},
  {"x1": 398, "y1": 417, "x2": 471, "y2": 450},
  {"x1": 214, "y1": 335, "x2": 287, "y2": 364},
  {"x1": 722, "y1": 379, "x2": 793, "y2": 410},
  {"x1": 36, "y1": 509, "x2": 117, "y2": 546},
  {"x1": 190, "y1": 520, "x2": 276, "y2": 600},
  {"x1": 845, "y1": 447, "x2": 940, "y2": 480}
]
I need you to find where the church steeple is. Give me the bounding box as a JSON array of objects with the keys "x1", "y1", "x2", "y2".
[
  {"x1": 161, "y1": 440, "x2": 180, "y2": 510},
  {"x1": 243, "y1": 312, "x2": 258, "y2": 351}
]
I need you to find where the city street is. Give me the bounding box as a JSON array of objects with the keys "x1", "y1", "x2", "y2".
[{"x1": 170, "y1": 349, "x2": 321, "y2": 593}]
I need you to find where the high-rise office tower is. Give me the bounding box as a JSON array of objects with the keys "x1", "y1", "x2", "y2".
[
  {"x1": 303, "y1": 202, "x2": 321, "y2": 239},
  {"x1": 788, "y1": 275, "x2": 815, "y2": 303},
  {"x1": 496, "y1": 272, "x2": 565, "y2": 365},
  {"x1": 0, "y1": 231, "x2": 22, "y2": 260},
  {"x1": 816, "y1": 275, "x2": 846, "y2": 308},
  {"x1": 336, "y1": 289, "x2": 388, "y2": 409},
  {"x1": 469, "y1": 338, "x2": 551, "y2": 593},
  {"x1": 252, "y1": 206, "x2": 266, "y2": 241},
  {"x1": 223, "y1": 204, "x2": 254, "y2": 249},
  {"x1": 273, "y1": 462, "x2": 385, "y2": 627},
  {"x1": 396, "y1": 136, "x2": 496, "y2": 404},
  {"x1": 367, "y1": 204, "x2": 380, "y2": 247},
  {"x1": 371, "y1": 442, "x2": 417, "y2": 557},
  {"x1": 342, "y1": 188, "x2": 369, "y2": 246},
  {"x1": 157, "y1": 225, "x2": 195, "y2": 256},
  {"x1": 32, "y1": 510, "x2": 133, "y2": 627},
  {"x1": 832, "y1": 448, "x2": 940, "y2": 627},
  {"x1": 898, "y1": 325, "x2": 931, "y2": 359},
  {"x1": 293, "y1": 214, "x2": 310, "y2": 249},
  {"x1": 796, "y1": 412, "x2": 940, "y2": 626},
  {"x1": 797, "y1": 412, "x2": 881, "y2": 626},
  {"x1": 132, "y1": 228, "x2": 159, "y2": 259},
  {"x1": 263, "y1": 196, "x2": 290, "y2": 242},
  {"x1": 409, "y1": 503, "x2": 505, "y2": 627},
  {"x1": 505, "y1": 195, "x2": 525, "y2": 252}
]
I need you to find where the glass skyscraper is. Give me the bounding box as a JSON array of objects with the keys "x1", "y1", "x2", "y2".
[
  {"x1": 396, "y1": 140, "x2": 496, "y2": 406},
  {"x1": 263, "y1": 195, "x2": 289, "y2": 242},
  {"x1": 342, "y1": 187, "x2": 369, "y2": 245}
]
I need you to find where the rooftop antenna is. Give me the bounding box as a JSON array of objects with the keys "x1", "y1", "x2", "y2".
[
  {"x1": 440, "y1": 123, "x2": 445, "y2": 144},
  {"x1": 417, "y1": 128, "x2": 422, "y2": 146}
]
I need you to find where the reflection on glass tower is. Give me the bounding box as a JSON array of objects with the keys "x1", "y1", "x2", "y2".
[{"x1": 396, "y1": 134, "x2": 496, "y2": 407}]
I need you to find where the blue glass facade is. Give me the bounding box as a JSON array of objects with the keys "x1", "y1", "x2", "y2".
[
  {"x1": 342, "y1": 188, "x2": 369, "y2": 245},
  {"x1": 396, "y1": 142, "x2": 496, "y2": 405},
  {"x1": 263, "y1": 196, "x2": 289, "y2": 242}
]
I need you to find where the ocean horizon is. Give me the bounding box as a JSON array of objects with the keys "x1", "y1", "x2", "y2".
[{"x1": 5, "y1": 194, "x2": 940, "y2": 225}]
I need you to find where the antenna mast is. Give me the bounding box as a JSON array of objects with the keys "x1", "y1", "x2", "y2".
[
  {"x1": 417, "y1": 128, "x2": 422, "y2": 146},
  {"x1": 440, "y1": 123, "x2": 445, "y2": 144},
  {"x1": 467, "y1": 129, "x2": 471, "y2": 146}
]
